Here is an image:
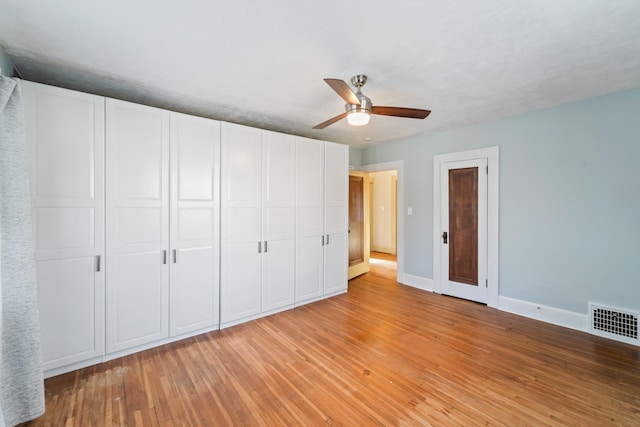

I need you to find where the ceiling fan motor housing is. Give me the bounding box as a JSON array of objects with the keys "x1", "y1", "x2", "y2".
[
  {"x1": 346, "y1": 94, "x2": 372, "y2": 114},
  {"x1": 347, "y1": 74, "x2": 371, "y2": 113}
]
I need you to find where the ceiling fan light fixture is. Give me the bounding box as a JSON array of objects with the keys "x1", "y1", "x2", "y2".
[{"x1": 347, "y1": 109, "x2": 370, "y2": 126}]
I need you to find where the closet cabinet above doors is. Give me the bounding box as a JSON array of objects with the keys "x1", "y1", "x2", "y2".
[
  {"x1": 105, "y1": 99, "x2": 170, "y2": 353},
  {"x1": 23, "y1": 81, "x2": 106, "y2": 372}
]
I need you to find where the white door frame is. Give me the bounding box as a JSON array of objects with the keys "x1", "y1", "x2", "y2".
[
  {"x1": 433, "y1": 147, "x2": 499, "y2": 308},
  {"x1": 359, "y1": 160, "x2": 404, "y2": 283}
]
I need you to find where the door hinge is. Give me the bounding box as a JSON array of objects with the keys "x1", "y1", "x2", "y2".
[
  {"x1": 486, "y1": 165, "x2": 489, "y2": 174},
  {"x1": 485, "y1": 278, "x2": 488, "y2": 287}
]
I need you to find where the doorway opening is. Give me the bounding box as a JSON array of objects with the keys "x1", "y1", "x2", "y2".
[
  {"x1": 370, "y1": 251, "x2": 397, "y2": 280},
  {"x1": 347, "y1": 167, "x2": 400, "y2": 281},
  {"x1": 357, "y1": 160, "x2": 404, "y2": 283}
]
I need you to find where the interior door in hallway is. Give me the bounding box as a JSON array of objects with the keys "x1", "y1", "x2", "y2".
[
  {"x1": 441, "y1": 158, "x2": 487, "y2": 303},
  {"x1": 348, "y1": 172, "x2": 369, "y2": 279}
]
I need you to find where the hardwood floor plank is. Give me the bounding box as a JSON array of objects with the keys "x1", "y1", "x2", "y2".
[{"x1": 22, "y1": 259, "x2": 640, "y2": 426}]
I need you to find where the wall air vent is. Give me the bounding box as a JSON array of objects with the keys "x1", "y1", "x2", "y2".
[{"x1": 589, "y1": 303, "x2": 639, "y2": 346}]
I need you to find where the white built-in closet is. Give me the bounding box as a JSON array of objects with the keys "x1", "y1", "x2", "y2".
[{"x1": 23, "y1": 80, "x2": 348, "y2": 377}]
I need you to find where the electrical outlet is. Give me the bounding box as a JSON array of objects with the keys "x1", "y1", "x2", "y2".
[{"x1": 407, "y1": 207, "x2": 413, "y2": 215}]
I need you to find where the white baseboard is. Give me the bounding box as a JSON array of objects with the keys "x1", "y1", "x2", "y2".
[
  {"x1": 498, "y1": 296, "x2": 588, "y2": 332},
  {"x1": 401, "y1": 273, "x2": 437, "y2": 292}
]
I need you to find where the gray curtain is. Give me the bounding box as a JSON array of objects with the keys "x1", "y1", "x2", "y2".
[{"x1": 0, "y1": 77, "x2": 45, "y2": 426}]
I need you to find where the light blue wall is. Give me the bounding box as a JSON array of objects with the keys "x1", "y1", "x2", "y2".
[
  {"x1": 0, "y1": 48, "x2": 14, "y2": 76},
  {"x1": 362, "y1": 88, "x2": 640, "y2": 314},
  {"x1": 349, "y1": 146, "x2": 363, "y2": 168}
]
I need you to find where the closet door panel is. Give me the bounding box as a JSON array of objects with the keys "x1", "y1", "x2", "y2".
[
  {"x1": 324, "y1": 142, "x2": 349, "y2": 235},
  {"x1": 224, "y1": 244, "x2": 262, "y2": 321},
  {"x1": 324, "y1": 142, "x2": 348, "y2": 295},
  {"x1": 106, "y1": 99, "x2": 169, "y2": 353},
  {"x1": 262, "y1": 131, "x2": 295, "y2": 311},
  {"x1": 113, "y1": 251, "x2": 165, "y2": 344},
  {"x1": 170, "y1": 113, "x2": 220, "y2": 336},
  {"x1": 263, "y1": 239, "x2": 295, "y2": 310},
  {"x1": 33, "y1": 207, "x2": 94, "y2": 255},
  {"x1": 221, "y1": 123, "x2": 262, "y2": 324},
  {"x1": 23, "y1": 81, "x2": 105, "y2": 372},
  {"x1": 295, "y1": 137, "x2": 324, "y2": 303},
  {"x1": 36, "y1": 257, "x2": 97, "y2": 366},
  {"x1": 324, "y1": 232, "x2": 348, "y2": 295},
  {"x1": 178, "y1": 208, "x2": 214, "y2": 242},
  {"x1": 296, "y1": 236, "x2": 324, "y2": 301},
  {"x1": 33, "y1": 93, "x2": 95, "y2": 202},
  {"x1": 171, "y1": 247, "x2": 216, "y2": 333}
]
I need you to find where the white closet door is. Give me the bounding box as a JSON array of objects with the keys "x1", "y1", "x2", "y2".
[
  {"x1": 261, "y1": 131, "x2": 295, "y2": 312},
  {"x1": 169, "y1": 113, "x2": 220, "y2": 336},
  {"x1": 221, "y1": 123, "x2": 262, "y2": 324},
  {"x1": 23, "y1": 81, "x2": 105, "y2": 371},
  {"x1": 106, "y1": 99, "x2": 170, "y2": 353},
  {"x1": 324, "y1": 142, "x2": 349, "y2": 295},
  {"x1": 295, "y1": 137, "x2": 325, "y2": 304}
]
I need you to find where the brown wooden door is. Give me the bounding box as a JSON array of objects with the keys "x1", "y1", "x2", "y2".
[
  {"x1": 441, "y1": 159, "x2": 487, "y2": 303},
  {"x1": 449, "y1": 167, "x2": 478, "y2": 286},
  {"x1": 349, "y1": 175, "x2": 364, "y2": 266}
]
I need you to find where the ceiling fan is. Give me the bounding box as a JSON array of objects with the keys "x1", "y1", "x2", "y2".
[{"x1": 313, "y1": 74, "x2": 431, "y2": 129}]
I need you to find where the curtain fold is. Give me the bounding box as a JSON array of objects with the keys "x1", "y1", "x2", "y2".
[{"x1": 0, "y1": 77, "x2": 45, "y2": 426}]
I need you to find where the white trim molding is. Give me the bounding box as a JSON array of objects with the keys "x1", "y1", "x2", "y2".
[
  {"x1": 400, "y1": 274, "x2": 436, "y2": 292},
  {"x1": 433, "y1": 146, "x2": 500, "y2": 308},
  {"x1": 498, "y1": 296, "x2": 588, "y2": 332}
]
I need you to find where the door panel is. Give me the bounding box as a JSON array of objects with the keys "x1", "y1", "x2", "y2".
[
  {"x1": 296, "y1": 235, "x2": 324, "y2": 301},
  {"x1": 441, "y1": 158, "x2": 487, "y2": 303},
  {"x1": 349, "y1": 175, "x2": 364, "y2": 265},
  {"x1": 170, "y1": 113, "x2": 220, "y2": 335},
  {"x1": 348, "y1": 171, "x2": 370, "y2": 279},
  {"x1": 171, "y1": 247, "x2": 216, "y2": 333},
  {"x1": 448, "y1": 167, "x2": 478, "y2": 285},
  {"x1": 113, "y1": 251, "x2": 165, "y2": 345},
  {"x1": 223, "y1": 243, "x2": 262, "y2": 321},
  {"x1": 221, "y1": 123, "x2": 263, "y2": 323},
  {"x1": 324, "y1": 142, "x2": 348, "y2": 294},
  {"x1": 24, "y1": 81, "x2": 106, "y2": 371},
  {"x1": 324, "y1": 232, "x2": 348, "y2": 295},
  {"x1": 263, "y1": 239, "x2": 294, "y2": 311},
  {"x1": 36, "y1": 257, "x2": 97, "y2": 367},
  {"x1": 262, "y1": 131, "x2": 295, "y2": 311},
  {"x1": 295, "y1": 137, "x2": 325, "y2": 304},
  {"x1": 106, "y1": 99, "x2": 170, "y2": 352}
]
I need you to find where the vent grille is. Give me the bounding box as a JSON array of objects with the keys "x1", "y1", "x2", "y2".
[{"x1": 589, "y1": 303, "x2": 639, "y2": 345}]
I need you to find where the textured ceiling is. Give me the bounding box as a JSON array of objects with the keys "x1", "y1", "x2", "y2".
[{"x1": 1, "y1": 1, "x2": 640, "y2": 147}]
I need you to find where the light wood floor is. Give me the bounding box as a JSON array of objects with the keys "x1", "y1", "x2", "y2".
[{"x1": 25, "y1": 257, "x2": 640, "y2": 426}]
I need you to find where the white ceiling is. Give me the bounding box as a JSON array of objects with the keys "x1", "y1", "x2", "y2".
[{"x1": 1, "y1": 0, "x2": 640, "y2": 147}]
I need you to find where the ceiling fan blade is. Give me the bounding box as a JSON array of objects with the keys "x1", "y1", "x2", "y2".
[
  {"x1": 372, "y1": 106, "x2": 431, "y2": 119},
  {"x1": 324, "y1": 79, "x2": 361, "y2": 105},
  {"x1": 313, "y1": 112, "x2": 348, "y2": 129}
]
